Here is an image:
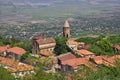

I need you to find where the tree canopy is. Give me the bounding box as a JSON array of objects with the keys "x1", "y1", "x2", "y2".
[
  {"x1": 0, "y1": 66, "x2": 15, "y2": 80},
  {"x1": 54, "y1": 37, "x2": 68, "y2": 55}
]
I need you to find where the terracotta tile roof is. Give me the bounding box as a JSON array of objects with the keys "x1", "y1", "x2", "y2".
[
  {"x1": 0, "y1": 57, "x2": 34, "y2": 73},
  {"x1": 67, "y1": 40, "x2": 85, "y2": 45},
  {"x1": 62, "y1": 58, "x2": 89, "y2": 69},
  {"x1": 40, "y1": 50, "x2": 54, "y2": 56},
  {"x1": 8, "y1": 63, "x2": 34, "y2": 73},
  {"x1": 92, "y1": 56, "x2": 108, "y2": 64},
  {"x1": 76, "y1": 49, "x2": 94, "y2": 56},
  {"x1": 7, "y1": 47, "x2": 26, "y2": 55},
  {"x1": 57, "y1": 52, "x2": 76, "y2": 62},
  {"x1": 102, "y1": 56, "x2": 115, "y2": 66},
  {"x1": 0, "y1": 56, "x2": 19, "y2": 67},
  {"x1": 0, "y1": 45, "x2": 10, "y2": 52},
  {"x1": 36, "y1": 38, "x2": 56, "y2": 45},
  {"x1": 92, "y1": 55, "x2": 119, "y2": 66},
  {"x1": 112, "y1": 55, "x2": 120, "y2": 59}
]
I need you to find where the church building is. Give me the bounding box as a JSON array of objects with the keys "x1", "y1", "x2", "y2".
[{"x1": 63, "y1": 20, "x2": 70, "y2": 38}]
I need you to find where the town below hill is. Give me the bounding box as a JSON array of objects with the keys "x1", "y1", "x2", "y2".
[
  {"x1": 0, "y1": 0, "x2": 120, "y2": 39},
  {"x1": 0, "y1": 34, "x2": 120, "y2": 80},
  {"x1": 0, "y1": 0, "x2": 120, "y2": 79}
]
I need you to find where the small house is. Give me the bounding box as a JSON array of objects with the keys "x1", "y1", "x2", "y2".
[
  {"x1": 76, "y1": 49, "x2": 95, "y2": 58},
  {"x1": 6, "y1": 47, "x2": 26, "y2": 60}
]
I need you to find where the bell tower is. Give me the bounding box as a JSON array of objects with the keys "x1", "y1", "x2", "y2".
[{"x1": 63, "y1": 20, "x2": 70, "y2": 38}]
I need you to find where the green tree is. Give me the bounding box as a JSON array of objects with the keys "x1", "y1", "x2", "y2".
[
  {"x1": 0, "y1": 66, "x2": 15, "y2": 80},
  {"x1": 98, "y1": 39, "x2": 112, "y2": 52},
  {"x1": 54, "y1": 37, "x2": 67, "y2": 55},
  {"x1": 20, "y1": 52, "x2": 29, "y2": 61},
  {"x1": 85, "y1": 61, "x2": 120, "y2": 80}
]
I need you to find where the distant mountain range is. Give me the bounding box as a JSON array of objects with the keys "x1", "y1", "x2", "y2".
[{"x1": 0, "y1": 0, "x2": 120, "y2": 6}]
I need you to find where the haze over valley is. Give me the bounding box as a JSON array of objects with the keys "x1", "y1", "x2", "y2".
[{"x1": 0, "y1": 0, "x2": 120, "y2": 39}]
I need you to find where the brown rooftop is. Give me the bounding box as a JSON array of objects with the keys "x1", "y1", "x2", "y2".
[
  {"x1": 0, "y1": 45, "x2": 10, "y2": 52},
  {"x1": 92, "y1": 56, "x2": 108, "y2": 65},
  {"x1": 0, "y1": 56, "x2": 34, "y2": 73},
  {"x1": 102, "y1": 56, "x2": 116, "y2": 65},
  {"x1": 92, "y1": 55, "x2": 120, "y2": 67},
  {"x1": 57, "y1": 52, "x2": 76, "y2": 62},
  {"x1": 62, "y1": 58, "x2": 89, "y2": 69},
  {"x1": 76, "y1": 49, "x2": 94, "y2": 56},
  {"x1": 7, "y1": 47, "x2": 26, "y2": 55},
  {"x1": 8, "y1": 63, "x2": 34, "y2": 73},
  {"x1": 36, "y1": 38, "x2": 55, "y2": 45}
]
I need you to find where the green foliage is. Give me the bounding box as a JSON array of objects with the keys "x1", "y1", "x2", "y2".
[
  {"x1": 20, "y1": 61, "x2": 66, "y2": 80},
  {"x1": 88, "y1": 44, "x2": 102, "y2": 56},
  {"x1": 107, "y1": 35, "x2": 120, "y2": 44},
  {"x1": 0, "y1": 36, "x2": 32, "y2": 52},
  {"x1": 15, "y1": 40, "x2": 32, "y2": 52},
  {"x1": 54, "y1": 36, "x2": 68, "y2": 55},
  {"x1": 20, "y1": 52, "x2": 29, "y2": 61},
  {"x1": 0, "y1": 66, "x2": 15, "y2": 80},
  {"x1": 76, "y1": 37, "x2": 102, "y2": 44},
  {"x1": 0, "y1": 36, "x2": 20, "y2": 46},
  {"x1": 98, "y1": 39, "x2": 112, "y2": 52},
  {"x1": 85, "y1": 61, "x2": 120, "y2": 80},
  {"x1": 77, "y1": 35, "x2": 120, "y2": 56}
]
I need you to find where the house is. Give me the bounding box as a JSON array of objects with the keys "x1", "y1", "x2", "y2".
[
  {"x1": 76, "y1": 49, "x2": 95, "y2": 58},
  {"x1": 61, "y1": 58, "x2": 89, "y2": 72},
  {"x1": 0, "y1": 45, "x2": 10, "y2": 57},
  {"x1": 0, "y1": 56, "x2": 34, "y2": 78},
  {"x1": 67, "y1": 40, "x2": 85, "y2": 51},
  {"x1": 92, "y1": 56, "x2": 104, "y2": 65},
  {"x1": 92, "y1": 55, "x2": 120, "y2": 67},
  {"x1": 102, "y1": 56, "x2": 116, "y2": 67},
  {"x1": 57, "y1": 52, "x2": 76, "y2": 65},
  {"x1": 113, "y1": 44, "x2": 120, "y2": 53},
  {"x1": 32, "y1": 36, "x2": 56, "y2": 57},
  {"x1": 6, "y1": 47, "x2": 26, "y2": 60}
]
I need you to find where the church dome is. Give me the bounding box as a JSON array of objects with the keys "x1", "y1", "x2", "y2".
[{"x1": 64, "y1": 20, "x2": 70, "y2": 27}]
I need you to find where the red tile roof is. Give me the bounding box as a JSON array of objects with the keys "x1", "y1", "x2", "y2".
[
  {"x1": 76, "y1": 49, "x2": 94, "y2": 57},
  {"x1": 102, "y1": 56, "x2": 115, "y2": 66},
  {"x1": 112, "y1": 55, "x2": 120, "y2": 59},
  {"x1": 8, "y1": 63, "x2": 34, "y2": 73},
  {"x1": 36, "y1": 38, "x2": 55, "y2": 45},
  {"x1": 92, "y1": 56, "x2": 108, "y2": 64},
  {"x1": 0, "y1": 56, "x2": 34, "y2": 73},
  {"x1": 0, "y1": 45, "x2": 10, "y2": 52},
  {"x1": 7, "y1": 47, "x2": 26, "y2": 55},
  {"x1": 62, "y1": 58, "x2": 89, "y2": 69},
  {"x1": 57, "y1": 52, "x2": 76, "y2": 62},
  {"x1": 92, "y1": 55, "x2": 120, "y2": 66},
  {"x1": 40, "y1": 50, "x2": 54, "y2": 56}
]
